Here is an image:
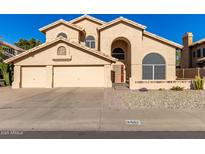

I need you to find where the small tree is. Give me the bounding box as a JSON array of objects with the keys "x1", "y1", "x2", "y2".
[
  {"x1": 14, "y1": 38, "x2": 41, "y2": 50},
  {"x1": 194, "y1": 76, "x2": 204, "y2": 90},
  {"x1": 0, "y1": 46, "x2": 13, "y2": 86}
]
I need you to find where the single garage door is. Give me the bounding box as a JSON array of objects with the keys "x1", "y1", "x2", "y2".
[
  {"x1": 21, "y1": 66, "x2": 46, "y2": 88},
  {"x1": 54, "y1": 66, "x2": 105, "y2": 87}
]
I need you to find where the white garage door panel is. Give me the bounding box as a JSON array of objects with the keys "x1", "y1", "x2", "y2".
[
  {"x1": 54, "y1": 66, "x2": 104, "y2": 87},
  {"x1": 22, "y1": 67, "x2": 46, "y2": 88}
]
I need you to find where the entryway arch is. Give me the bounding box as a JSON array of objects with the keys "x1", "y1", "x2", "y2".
[{"x1": 111, "y1": 37, "x2": 131, "y2": 83}]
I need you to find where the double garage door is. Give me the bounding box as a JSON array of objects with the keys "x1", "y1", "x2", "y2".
[{"x1": 21, "y1": 66, "x2": 105, "y2": 88}]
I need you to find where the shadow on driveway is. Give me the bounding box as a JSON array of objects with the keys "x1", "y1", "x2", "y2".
[{"x1": 1, "y1": 131, "x2": 205, "y2": 139}]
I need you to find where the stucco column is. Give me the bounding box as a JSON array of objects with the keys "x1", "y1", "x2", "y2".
[
  {"x1": 129, "y1": 42, "x2": 142, "y2": 89},
  {"x1": 12, "y1": 65, "x2": 21, "y2": 89},
  {"x1": 45, "y1": 65, "x2": 53, "y2": 88},
  {"x1": 166, "y1": 64, "x2": 176, "y2": 80},
  {"x1": 104, "y1": 64, "x2": 112, "y2": 88}
]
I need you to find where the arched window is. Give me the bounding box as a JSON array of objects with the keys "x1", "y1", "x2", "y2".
[
  {"x1": 142, "y1": 53, "x2": 165, "y2": 80},
  {"x1": 85, "y1": 36, "x2": 95, "y2": 48},
  {"x1": 57, "y1": 32, "x2": 67, "y2": 39},
  {"x1": 57, "y1": 46, "x2": 66, "y2": 55},
  {"x1": 112, "y1": 48, "x2": 125, "y2": 60}
]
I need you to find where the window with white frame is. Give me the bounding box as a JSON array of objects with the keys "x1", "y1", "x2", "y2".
[
  {"x1": 142, "y1": 53, "x2": 166, "y2": 80},
  {"x1": 85, "y1": 36, "x2": 95, "y2": 48}
]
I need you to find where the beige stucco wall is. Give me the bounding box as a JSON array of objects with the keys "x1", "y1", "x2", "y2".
[
  {"x1": 130, "y1": 80, "x2": 192, "y2": 90},
  {"x1": 99, "y1": 22, "x2": 177, "y2": 84},
  {"x1": 12, "y1": 42, "x2": 112, "y2": 88},
  {"x1": 74, "y1": 19, "x2": 101, "y2": 50},
  {"x1": 99, "y1": 22, "x2": 143, "y2": 84},
  {"x1": 15, "y1": 42, "x2": 110, "y2": 66},
  {"x1": 142, "y1": 35, "x2": 176, "y2": 81},
  {"x1": 45, "y1": 24, "x2": 80, "y2": 43}
]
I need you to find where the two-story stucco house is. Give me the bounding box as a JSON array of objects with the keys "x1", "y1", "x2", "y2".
[{"x1": 5, "y1": 15, "x2": 183, "y2": 89}]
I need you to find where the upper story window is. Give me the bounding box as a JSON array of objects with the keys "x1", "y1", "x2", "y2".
[
  {"x1": 57, "y1": 46, "x2": 66, "y2": 55},
  {"x1": 57, "y1": 32, "x2": 67, "y2": 39},
  {"x1": 193, "y1": 51, "x2": 196, "y2": 58},
  {"x1": 112, "y1": 48, "x2": 125, "y2": 60},
  {"x1": 203, "y1": 48, "x2": 205, "y2": 57},
  {"x1": 197, "y1": 49, "x2": 201, "y2": 58},
  {"x1": 85, "y1": 36, "x2": 95, "y2": 48}
]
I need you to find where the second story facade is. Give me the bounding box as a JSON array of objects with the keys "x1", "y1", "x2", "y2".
[{"x1": 181, "y1": 32, "x2": 205, "y2": 68}]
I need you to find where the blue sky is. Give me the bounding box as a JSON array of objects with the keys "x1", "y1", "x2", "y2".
[{"x1": 0, "y1": 14, "x2": 205, "y2": 45}]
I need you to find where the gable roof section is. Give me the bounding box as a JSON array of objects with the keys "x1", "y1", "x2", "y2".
[
  {"x1": 70, "y1": 14, "x2": 106, "y2": 25},
  {"x1": 98, "y1": 17, "x2": 147, "y2": 31},
  {"x1": 4, "y1": 37, "x2": 117, "y2": 64},
  {"x1": 143, "y1": 31, "x2": 183, "y2": 49},
  {"x1": 39, "y1": 19, "x2": 85, "y2": 33}
]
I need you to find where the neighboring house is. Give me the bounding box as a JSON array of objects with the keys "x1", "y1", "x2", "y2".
[
  {"x1": 0, "y1": 41, "x2": 24, "y2": 86},
  {"x1": 181, "y1": 32, "x2": 205, "y2": 68},
  {"x1": 5, "y1": 14, "x2": 183, "y2": 89},
  {"x1": 0, "y1": 41, "x2": 25, "y2": 58}
]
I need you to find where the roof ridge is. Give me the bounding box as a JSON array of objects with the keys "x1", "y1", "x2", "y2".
[
  {"x1": 69, "y1": 14, "x2": 106, "y2": 25},
  {"x1": 4, "y1": 37, "x2": 116, "y2": 63},
  {"x1": 98, "y1": 17, "x2": 147, "y2": 30},
  {"x1": 144, "y1": 31, "x2": 183, "y2": 49},
  {"x1": 39, "y1": 19, "x2": 84, "y2": 33}
]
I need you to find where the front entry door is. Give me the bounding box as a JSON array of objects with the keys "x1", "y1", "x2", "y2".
[{"x1": 113, "y1": 65, "x2": 125, "y2": 83}]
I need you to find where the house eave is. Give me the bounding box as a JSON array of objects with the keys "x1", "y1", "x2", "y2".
[
  {"x1": 144, "y1": 31, "x2": 183, "y2": 49},
  {"x1": 4, "y1": 37, "x2": 117, "y2": 64}
]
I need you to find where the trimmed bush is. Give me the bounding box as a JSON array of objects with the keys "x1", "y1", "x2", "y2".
[
  {"x1": 139, "y1": 87, "x2": 148, "y2": 92},
  {"x1": 170, "y1": 86, "x2": 184, "y2": 91}
]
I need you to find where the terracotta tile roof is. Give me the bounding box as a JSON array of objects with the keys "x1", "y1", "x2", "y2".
[
  {"x1": 190, "y1": 38, "x2": 205, "y2": 47},
  {"x1": 0, "y1": 41, "x2": 25, "y2": 52},
  {"x1": 4, "y1": 37, "x2": 117, "y2": 64}
]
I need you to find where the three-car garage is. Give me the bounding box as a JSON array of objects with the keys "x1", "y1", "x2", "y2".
[{"x1": 21, "y1": 66, "x2": 105, "y2": 88}]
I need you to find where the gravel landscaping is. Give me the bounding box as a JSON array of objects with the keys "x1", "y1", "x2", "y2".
[{"x1": 117, "y1": 90, "x2": 205, "y2": 110}]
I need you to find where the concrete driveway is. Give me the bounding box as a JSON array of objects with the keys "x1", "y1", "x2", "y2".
[
  {"x1": 0, "y1": 87, "x2": 104, "y2": 131},
  {"x1": 1, "y1": 87, "x2": 205, "y2": 133}
]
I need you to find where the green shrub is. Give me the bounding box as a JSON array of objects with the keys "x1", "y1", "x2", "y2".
[
  {"x1": 170, "y1": 86, "x2": 184, "y2": 91},
  {"x1": 194, "y1": 76, "x2": 204, "y2": 90},
  {"x1": 0, "y1": 63, "x2": 13, "y2": 86}
]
